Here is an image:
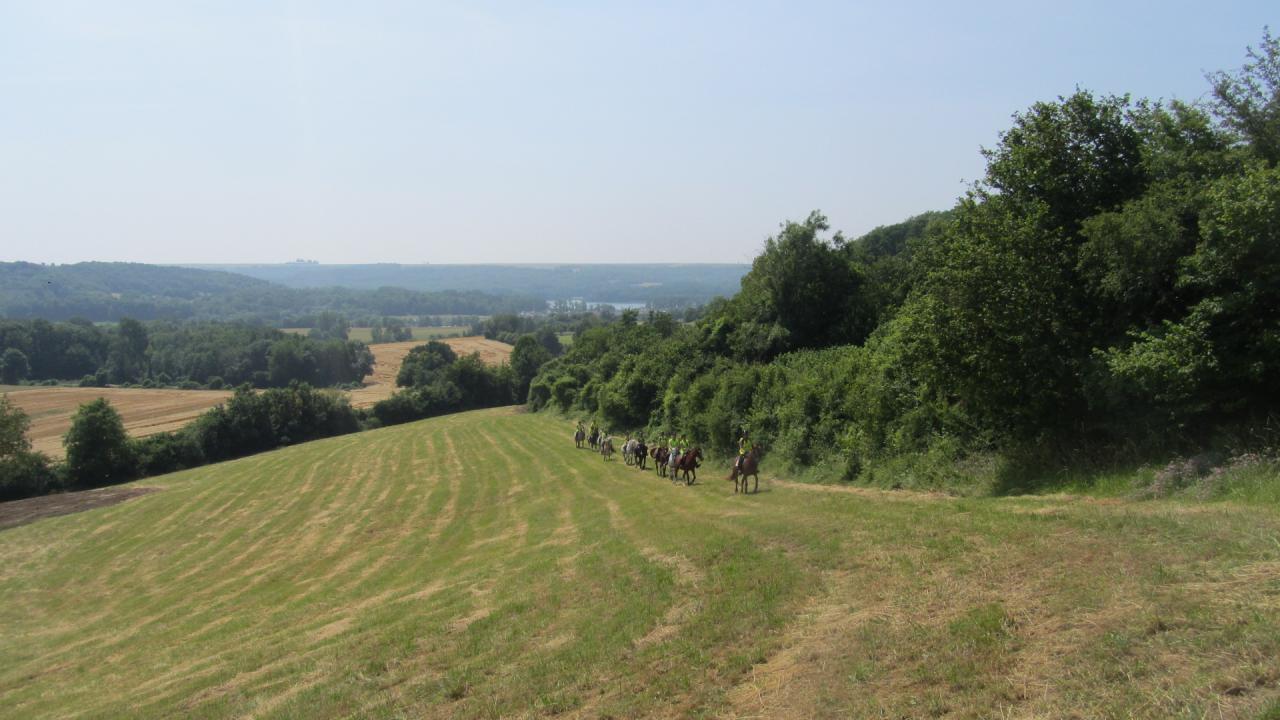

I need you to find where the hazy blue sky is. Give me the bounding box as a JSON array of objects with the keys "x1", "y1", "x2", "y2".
[{"x1": 1, "y1": 1, "x2": 1274, "y2": 264}]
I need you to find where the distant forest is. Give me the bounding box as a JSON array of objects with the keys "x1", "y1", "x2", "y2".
[
  {"x1": 187, "y1": 263, "x2": 748, "y2": 307},
  {"x1": 0, "y1": 262, "x2": 544, "y2": 323}
]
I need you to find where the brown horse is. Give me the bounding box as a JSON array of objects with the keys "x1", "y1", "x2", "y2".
[
  {"x1": 673, "y1": 447, "x2": 703, "y2": 486},
  {"x1": 729, "y1": 447, "x2": 761, "y2": 494},
  {"x1": 574, "y1": 428, "x2": 585, "y2": 448},
  {"x1": 651, "y1": 446, "x2": 669, "y2": 477}
]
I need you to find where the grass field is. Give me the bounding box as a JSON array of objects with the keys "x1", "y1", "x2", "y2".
[
  {"x1": 282, "y1": 327, "x2": 469, "y2": 344},
  {"x1": 2, "y1": 408, "x2": 1278, "y2": 718}
]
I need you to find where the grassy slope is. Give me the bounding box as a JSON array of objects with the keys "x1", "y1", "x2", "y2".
[{"x1": 1, "y1": 408, "x2": 1278, "y2": 719}]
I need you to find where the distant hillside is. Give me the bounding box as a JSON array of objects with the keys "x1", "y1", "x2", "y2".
[
  {"x1": 188, "y1": 263, "x2": 749, "y2": 306},
  {"x1": 0, "y1": 262, "x2": 542, "y2": 322}
]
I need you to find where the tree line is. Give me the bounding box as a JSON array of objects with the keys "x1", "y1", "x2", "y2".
[
  {"x1": 0, "y1": 318, "x2": 374, "y2": 389},
  {"x1": 529, "y1": 33, "x2": 1280, "y2": 493}
]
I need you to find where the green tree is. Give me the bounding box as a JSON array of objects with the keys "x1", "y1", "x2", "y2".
[
  {"x1": 1209, "y1": 28, "x2": 1280, "y2": 164},
  {"x1": 396, "y1": 341, "x2": 458, "y2": 387},
  {"x1": 1, "y1": 348, "x2": 30, "y2": 384},
  {"x1": 108, "y1": 317, "x2": 149, "y2": 383},
  {"x1": 64, "y1": 398, "x2": 137, "y2": 487},
  {"x1": 980, "y1": 91, "x2": 1146, "y2": 235},
  {"x1": 308, "y1": 312, "x2": 350, "y2": 341},
  {"x1": 510, "y1": 335, "x2": 552, "y2": 402},
  {"x1": 739, "y1": 211, "x2": 869, "y2": 351},
  {"x1": 0, "y1": 395, "x2": 30, "y2": 457},
  {"x1": 0, "y1": 398, "x2": 57, "y2": 499}
]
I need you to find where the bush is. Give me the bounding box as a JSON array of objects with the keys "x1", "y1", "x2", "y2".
[{"x1": 133, "y1": 431, "x2": 205, "y2": 476}]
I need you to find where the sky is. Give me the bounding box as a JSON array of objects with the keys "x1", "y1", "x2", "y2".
[{"x1": 0, "y1": 1, "x2": 1275, "y2": 264}]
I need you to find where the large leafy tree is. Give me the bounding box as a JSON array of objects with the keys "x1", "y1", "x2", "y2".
[
  {"x1": 1210, "y1": 28, "x2": 1280, "y2": 164},
  {"x1": 64, "y1": 398, "x2": 137, "y2": 487}
]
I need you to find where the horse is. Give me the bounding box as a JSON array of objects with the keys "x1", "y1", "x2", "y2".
[
  {"x1": 729, "y1": 447, "x2": 761, "y2": 494},
  {"x1": 574, "y1": 428, "x2": 585, "y2": 449},
  {"x1": 588, "y1": 429, "x2": 600, "y2": 451},
  {"x1": 623, "y1": 437, "x2": 638, "y2": 466},
  {"x1": 673, "y1": 447, "x2": 703, "y2": 486},
  {"x1": 632, "y1": 440, "x2": 648, "y2": 470},
  {"x1": 600, "y1": 436, "x2": 615, "y2": 461},
  {"x1": 651, "y1": 446, "x2": 669, "y2": 477}
]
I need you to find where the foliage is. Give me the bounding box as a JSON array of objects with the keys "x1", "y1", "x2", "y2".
[
  {"x1": 0, "y1": 348, "x2": 30, "y2": 384},
  {"x1": 396, "y1": 341, "x2": 459, "y2": 387},
  {"x1": 0, "y1": 317, "x2": 372, "y2": 389},
  {"x1": 530, "y1": 34, "x2": 1280, "y2": 492},
  {"x1": 0, "y1": 396, "x2": 58, "y2": 500},
  {"x1": 63, "y1": 398, "x2": 137, "y2": 487}
]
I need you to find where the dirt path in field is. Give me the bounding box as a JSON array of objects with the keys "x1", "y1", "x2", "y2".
[
  {"x1": 3, "y1": 387, "x2": 232, "y2": 459},
  {"x1": 347, "y1": 336, "x2": 512, "y2": 408},
  {"x1": 0, "y1": 486, "x2": 159, "y2": 532}
]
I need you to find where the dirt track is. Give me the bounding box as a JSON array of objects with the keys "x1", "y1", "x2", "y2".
[{"x1": 0, "y1": 486, "x2": 159, "y2": 531}]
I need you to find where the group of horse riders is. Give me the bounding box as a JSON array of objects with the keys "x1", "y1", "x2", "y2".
[{"x1": 572, "y1": 419, "x2": 762, "y2": 492}]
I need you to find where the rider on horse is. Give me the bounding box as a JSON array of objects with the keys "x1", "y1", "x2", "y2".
[{"x1": 735, "y1": 431, "x2": 750, "y2": 471}]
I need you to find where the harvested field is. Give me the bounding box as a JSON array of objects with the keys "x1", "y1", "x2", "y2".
[
  {"x1": 282, "y1": 326, "x2": 469, "y2": 344},
  {"x1": 1, "y1": 407, "x2": 1278, "y2": 718},
  {"x1": 3, "y1": 387, "x2": 232, "y2": 459},
  {"x1": 347, "y1": 336, "x2": 512, "y2": 408},
  {"x1": 2, "y1": 337, "x2": 509, "y2": 452}
]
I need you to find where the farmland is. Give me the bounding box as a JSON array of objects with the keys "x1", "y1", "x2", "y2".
[
  {"x1": 2, "y1": 386, "x2": 232, "y2": 459},
  {"x1": 282, "y1": 326, "x2": 470, "y2": 344},
  {"x1": 348, "y1": 337, "x2": 512, "y2": 408},
  {"x1": 2, "y1": 336, "x2": 511, "y2": 454},
  {"x1": 2, "y1": 407, "x2": 1278, "y2": 718}
]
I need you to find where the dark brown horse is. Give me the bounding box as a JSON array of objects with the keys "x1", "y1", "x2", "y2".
[
  {"x1": 729, "y1": 447, "x2": 761, "y2": 494},
  {"x1": 574, "y1": 428, "x2": 585, "y2": 448},
  {"x1": 651, "y1": 446, "x2": 669, "y2": 477},
  {"x1": 673, "y1": 447, "x2": 703, "y2": 486},
  {"x1": 632, "y1": 440, "x2": 648, "y2": 470}
]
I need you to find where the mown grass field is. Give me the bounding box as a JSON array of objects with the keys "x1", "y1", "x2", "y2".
[{"x1": 2, "y1": 408, "x2": 1279, "y2": 718}]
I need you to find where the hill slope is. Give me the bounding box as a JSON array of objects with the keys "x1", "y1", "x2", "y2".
[
  {"x1": 0, "y1": 262, "x2": 541, "y2": 321},
  {"x1": 1, "y1": 409, "x2": 1278, "y2": 718}
]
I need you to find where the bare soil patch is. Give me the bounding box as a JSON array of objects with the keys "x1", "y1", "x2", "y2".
[
  {"x1": 0, "y1": 486, "x2": 159, "y2": 532},
  {"x1": 346, "y1": 336, "x2": 512, "y2": 408},
  {"x1": 4, "y1": 387, "x2": 232, "y2": 459}
]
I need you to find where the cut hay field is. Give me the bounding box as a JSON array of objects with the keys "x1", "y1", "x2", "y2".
[
  {"x1": 348, "y1": 337, "x2": 511, "y2": 408},
  {"x1": 2, "y1": 336, "x2": 510, "y2": 453},
  {"x1": 2, "y1": 386, "x2": 233, "y2": 459},
  {"x1": 2, "y1": 409, "x2": 1279, "y2": 719},
  {"x1": 282, "y1": 327, "x2": 470, "y2": 344}
]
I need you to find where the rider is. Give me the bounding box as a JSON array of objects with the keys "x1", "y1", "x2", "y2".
[
  {"x1": 590, "y1": 420, "x2": 599, "y2": 438},
  {"x1": 575, "y1": 419, "x2": 585, "y2": 435},
  {"x1": 678, "y1": 433, "x2": 689, "y2": 454},
  {"x1": 736, "y1": 431, "x2": 749, "y2": 471}
]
